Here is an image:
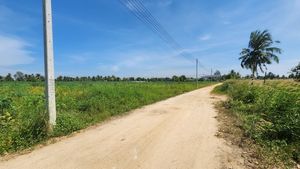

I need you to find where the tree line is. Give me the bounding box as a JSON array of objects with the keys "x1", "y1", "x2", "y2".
[
  {"x1": 0, "y1": 72, "x2": 193, "y2": 82},
  {"x1": 0, "y1": 69, "x2": 298, "y2": 82}
]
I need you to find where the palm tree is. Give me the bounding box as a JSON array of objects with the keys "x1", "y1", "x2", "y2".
[
  {"x1": 291, "y1": 62, "x2": 300, "y2": 81},
  {"x1": 239, "y1": 30, "x2": 281, "y2": 79}
]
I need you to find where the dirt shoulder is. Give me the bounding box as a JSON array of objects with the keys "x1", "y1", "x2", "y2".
[{"x1": 213, "y1": 100, "x2": 261, "y2": 169}]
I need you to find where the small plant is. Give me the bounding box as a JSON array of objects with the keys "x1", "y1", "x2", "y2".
[{"x1": 0, "y1": 97, "x2": 13, "y2": 115}]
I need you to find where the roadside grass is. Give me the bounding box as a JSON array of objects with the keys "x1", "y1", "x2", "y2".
[
  {"x1": 213, "y1": 80, "x2": 300, "y2": 168},
  {"x1": 0, "y1": 81, "x2": 214, "y2": 155}
]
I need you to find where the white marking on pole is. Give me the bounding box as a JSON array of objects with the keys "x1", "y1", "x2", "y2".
[{"x1": 43, "y1": 0, "x2": 56, "y2": 130}]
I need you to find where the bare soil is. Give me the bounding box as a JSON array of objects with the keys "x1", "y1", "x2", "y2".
[{"x1": 214, "y1": 101, "x2": 261, "y2": 169}]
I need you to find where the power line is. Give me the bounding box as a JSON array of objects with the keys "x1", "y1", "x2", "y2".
[
  {"x1": 130, "y1": 0, "x2": 181, "y2": 50},
  {"x1": 119, "y1": 0, "x2": 210, "y2": 73},
  {"x1": 119, "y1": 0, "x2": 180, "y2": 50}
]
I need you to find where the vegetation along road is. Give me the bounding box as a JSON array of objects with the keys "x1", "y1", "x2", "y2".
[{"x1": 0, "y1": 84, "x2": 243, "y2": 169}]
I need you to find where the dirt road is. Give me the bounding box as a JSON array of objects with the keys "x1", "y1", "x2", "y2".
[{"x1": 0, "y1": 85, "x2": 243, "y2": 169}]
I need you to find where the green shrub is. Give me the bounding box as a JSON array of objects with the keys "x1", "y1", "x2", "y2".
[{"x1": 217, "y1": 80, "x2": 300, "y2": 165}]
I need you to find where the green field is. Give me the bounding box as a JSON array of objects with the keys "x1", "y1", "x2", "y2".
[
  {"x1": 214, "y1": 80, "x2": 300, "y2": 166},
  {"x1": 0, "y1": 81, "x2": 213, "y2": 155}
]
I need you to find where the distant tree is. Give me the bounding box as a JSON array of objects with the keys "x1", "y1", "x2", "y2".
[
  {"x1": 129, "y1": 77, "x2": 135, "y2": 81},
  {"x1": 4, "y1": 73, "x2": 14, "y2": 81},
  {"x1": 290, "y1": 62, "x2": 300, "y2": 81},
  {"x1": 14, "y1": 71, "x2": 25, "y2": 81},
  {"x1": 56, "y1": 76, "x2": 63, "y2": 81},
  {"x1": 214, "y1": 70, "x2": 221, "y2": 76},
  {"x1": 214, "y1": 70, "x2": 221, "y2": 81},
  {"x1": 136, "y1": 77, "x2": 143, "y2": 81},
  {"x1": 239, "y1": 30, "x2": 281, "y2": 79},
  {"x1": 0, "y1": 75, "x2": 3, "y2": 81},
  {"x1": 24, "y1": 74, "x2": 37, "y2": 82},
  {"x1": 80, "y1": 77, "x2": 88, "y2": 81},
  {"x1": 289, "y1": 74, "x2": 295, "y2": 79},
  {"x1": 223, "y1": 70, "x2": 241, "y2": 80},
  {"x1": 266, "y1": 72, "x2": 276, "y2": 79},
  {"x1": 35, "y1": 74, "x2": 44, "y2": 81},
  {"x1": 165, "y1": 77, "x2": 171, "y2": 81},
  {"x1": 172, "y1": 75, "x2": 179, "y2": 82},
  {"x1": 178, "y1": 75, "x2": 186, "y2": 82}
]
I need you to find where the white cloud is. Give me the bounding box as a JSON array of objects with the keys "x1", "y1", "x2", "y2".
[
  {"x1": 97, "y1": 53, "x2": 150, "y2": 74},
  {"x1": 111, "y1": 65, "x2": 120, "y2": 72},
  {"x1": 95, "y1": 50, "x2": 201, "y2": 77},
  {"x1": 0, "y1": 35, "x2": 34, "y2": 66},
  {"x1": 198, "y1": 34, "x2": 211, "y2": 41},
  {"x1": 0, "y1": 4, "x2": 35, "y2": 68}
]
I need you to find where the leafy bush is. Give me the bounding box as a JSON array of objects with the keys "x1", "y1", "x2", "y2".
[{"x1": 217, "y1": 80, "x2": 300, "y2": 164}]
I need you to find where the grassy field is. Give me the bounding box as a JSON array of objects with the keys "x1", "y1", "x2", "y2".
[
  {"x1": 214, "y1": 80, "x2": 300, "y2": 167},
  {"x1": 0, "y1": 81, "x2": 213, "y2": 155}
]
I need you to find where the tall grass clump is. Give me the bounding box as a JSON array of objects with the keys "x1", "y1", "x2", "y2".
[
  {"x1": 215, "y1": 80, "x2": 300, "y2": 165},
  {"x1": 0, "y1": 81, "x2": 213, "y2": 155}
]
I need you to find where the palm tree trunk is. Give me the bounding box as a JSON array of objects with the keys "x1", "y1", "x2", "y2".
[{"x1": 251, "y1": 70, "x2": 255, "y2": 85}]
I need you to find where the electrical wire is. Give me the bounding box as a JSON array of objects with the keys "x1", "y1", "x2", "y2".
[{"x1": 119, "y1": 0, "x2": 210, "y2": 73}]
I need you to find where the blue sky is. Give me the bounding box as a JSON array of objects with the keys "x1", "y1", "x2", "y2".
[{"x1": 0, "y1": 0, "x2": 299, "y2": 77}]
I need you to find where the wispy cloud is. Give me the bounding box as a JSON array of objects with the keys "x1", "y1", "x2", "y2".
[
  {"x1": 96, "y1": 50, "x2": 200, "y2": 77},
  {"x1": 198, "y1": 34, "x2": 211, "y2": 41},
  {"x1": 0, "y1": 3, "x2": 36, "y2": 72},
  {"x1": 0, "y1": 35, "x2": 34, "y2": 66},
  {"x1": 0, "y1": 4, "x2": 35, "y2": 33}
]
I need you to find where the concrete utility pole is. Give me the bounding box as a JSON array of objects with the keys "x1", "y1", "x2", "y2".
[
  {"x1": 196, "y1": 59, "x2": 198, "y2": 87},
  {"x1": 43, "y1": 0, "x2": 56, "y2": 132}
]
